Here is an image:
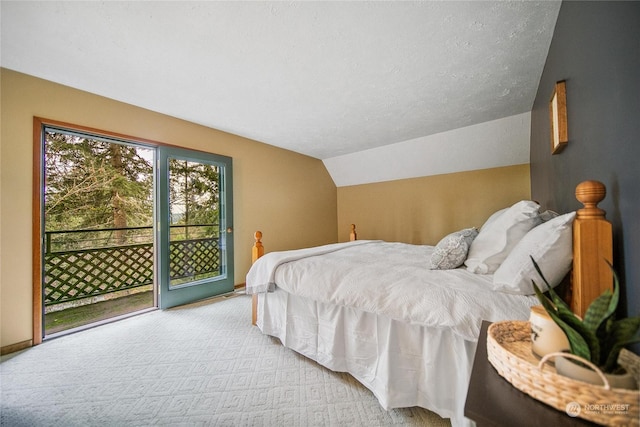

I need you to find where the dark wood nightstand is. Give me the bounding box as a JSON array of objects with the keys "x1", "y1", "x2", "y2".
[{"x1": 464, "y1": 321, "x2": 596, "y2": 426}]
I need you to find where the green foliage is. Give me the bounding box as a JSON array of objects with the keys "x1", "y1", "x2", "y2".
[
  {"x1": 531, "y1": 257, "x2": 640, "y2": 373},
  {"x1": 45, "y1": 131, "x2": 153, "y2": 232},
  {"x1": 169, "y1": 158, "x2": 220, "y2": 229}
]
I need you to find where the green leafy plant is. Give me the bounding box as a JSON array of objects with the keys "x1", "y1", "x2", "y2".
[{"x1": 531, "y1": 257, "x2": 640, "y2": 374}]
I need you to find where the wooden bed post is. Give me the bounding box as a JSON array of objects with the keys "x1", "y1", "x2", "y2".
[
  {"x1": 252, "y1": 231, "x2": 264, "y2": 262},
  {"x1": 571, "y1": 180, "x2": 613, "y2": 318},
  {"x1": 251, "y1": 231, "x2": 264, "y2": 326},
  {"x1": 350, "y1": 224, "x2": 357, "y2": 241}
]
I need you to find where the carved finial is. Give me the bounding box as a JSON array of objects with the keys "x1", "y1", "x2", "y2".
[
  {"x1": 350, "y1": 224, "x2": 357, "y2": 241},
  {"x1": 575, "y1": 180, "x2": 606, "y2": 219},
  {"x1": 252, "y1": 231, "x2": 264, "y2": 263}
]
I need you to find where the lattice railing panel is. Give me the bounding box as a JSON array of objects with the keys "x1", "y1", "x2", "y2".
[
  {"x1": 44, "y1": 243, "x2": 154, "y2": 305},
  {"x1": 44, "y1": 238, "x2": 221, "y2": 306},
  {"x1": 170, "y1": 238, "x2": 221, "y2": 280}
]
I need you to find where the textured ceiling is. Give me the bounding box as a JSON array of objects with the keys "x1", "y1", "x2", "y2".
[{"x1": 1, "y1": 1, "x2": 560, "y2": 160}]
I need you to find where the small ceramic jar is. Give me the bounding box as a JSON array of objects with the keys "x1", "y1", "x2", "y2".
[{"x1": 529, "y1": 305, "x2": 569, "y2": 357}]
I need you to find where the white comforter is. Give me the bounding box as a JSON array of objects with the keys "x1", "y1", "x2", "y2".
[{"x1": 246, "y1": 240, "x2": 538, "y2": 341}]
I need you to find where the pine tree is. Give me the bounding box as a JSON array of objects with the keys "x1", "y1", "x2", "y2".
[{"x1": 169, "y1": 159, "x2": 220, "y2": 240}]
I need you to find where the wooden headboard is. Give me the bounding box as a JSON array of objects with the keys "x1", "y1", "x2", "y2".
[{"x1": 250, "y1": 180, "x2": 613, "y2": 323}]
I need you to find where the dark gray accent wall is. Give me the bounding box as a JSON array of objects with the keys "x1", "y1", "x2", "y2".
[{"x1": 530, "y1": 1, "x2": 639, "y2": 324}]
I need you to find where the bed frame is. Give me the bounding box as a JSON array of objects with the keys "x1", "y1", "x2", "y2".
[{"x1": 251, "y1": 180, "x2": 612, "y2": 323}]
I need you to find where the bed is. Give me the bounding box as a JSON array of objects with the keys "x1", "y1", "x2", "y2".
[{"x1": 245, "y1": 180, "x2": 612, "y2": 427}]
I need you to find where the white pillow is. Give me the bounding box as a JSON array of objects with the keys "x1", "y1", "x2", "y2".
[
  {"x1": 429, "y1": 228, "x2": 479, "y2": 270},
  {"x1": 481, "y1": 207, "x2": 508, "y2": 230},
  {"x1": 492, "y1": 211, "x2": 576, "y2": 295},
  {"x1": 464, "y1": 200, "x2": 541, "y2": 274}
]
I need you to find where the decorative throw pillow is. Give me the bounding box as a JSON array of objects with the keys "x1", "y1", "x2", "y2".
[
  {"x1": 539, "y1": 209, "x2": 560, "y2": 222},
  {"x1": 464, "y1": 200, "x2": 542, "y2": 274},
  {"x1": 492, "y1": 211, "x2": 576, "y2": 295},
  {"x1": 429, "y1": 228, "x2": 479, "y2": 270}
]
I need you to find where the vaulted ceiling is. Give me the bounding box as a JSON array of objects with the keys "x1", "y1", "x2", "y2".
[{"x1": 1, "y1": 1, "x2": 560, "y2": 161}]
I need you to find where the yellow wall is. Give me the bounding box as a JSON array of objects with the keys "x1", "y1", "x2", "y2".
[
  {"x1": 0, "y1": 68, "x2": 533, "y2": 350},
  {"x1": 337, "y1": 164, "x2": 531, "y2": 245},
  {"x1": 0, "y1": 68, "x2": 338, "y2": 347}
]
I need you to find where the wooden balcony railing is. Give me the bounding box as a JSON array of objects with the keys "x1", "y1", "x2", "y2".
[{"x1": 44, "y1": 225, "x2": 220, "y2": 307}]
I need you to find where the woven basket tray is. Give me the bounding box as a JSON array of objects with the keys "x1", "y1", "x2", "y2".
[{"x1": 487, "y1": 320, "x2": 639, "y2": 426}]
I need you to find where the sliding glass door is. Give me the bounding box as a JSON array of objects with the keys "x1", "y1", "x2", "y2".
[
  {"x1": 35, "y1": 118, "x2": 236, "y2": 341},
  {"x1": 157, "y1": 146, "x2": 234, "y2": 309}
]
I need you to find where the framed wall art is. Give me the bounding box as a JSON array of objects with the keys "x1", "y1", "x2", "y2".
[{"x1": 550, "y1": 81, "x2": 568, "y2": 154}]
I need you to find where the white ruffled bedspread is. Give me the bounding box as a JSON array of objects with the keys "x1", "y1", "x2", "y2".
[{"x1": 246, "y1": 240, "x2": 538, "y2": 341}]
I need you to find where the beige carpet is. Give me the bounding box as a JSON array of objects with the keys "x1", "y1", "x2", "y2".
[{"x1": 1, "y1": 293, "x2": 450, "y2": 426}]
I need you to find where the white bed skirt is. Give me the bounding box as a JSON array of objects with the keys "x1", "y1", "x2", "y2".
[{"x1": 257, "y1": 290, "x2": 477, "y2": 427}]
